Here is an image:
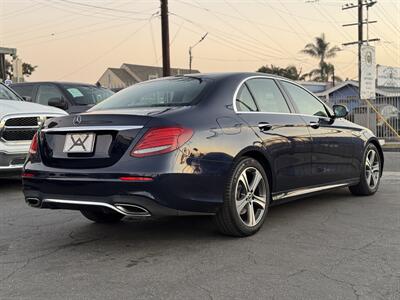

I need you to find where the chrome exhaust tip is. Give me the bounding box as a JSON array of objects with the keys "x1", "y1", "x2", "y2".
[
  {"x1": 115, "y1": 204, "x2": 151, "y2": 217},
  {"x1": 26, "y1": 197, "x2": 42, "y2": 208}
]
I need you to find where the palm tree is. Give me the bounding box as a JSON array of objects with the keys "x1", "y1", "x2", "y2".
[
  {"x1": 306, "y1": 63, "x2": 342, "y2": 85},
  {"x1": 301, "y1": 33, "x2": 341, "y2": 81}
]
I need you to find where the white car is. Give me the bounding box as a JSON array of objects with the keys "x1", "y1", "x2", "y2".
[{"x1": 0, "y1": 83, "x2": 67, "y2": 177}]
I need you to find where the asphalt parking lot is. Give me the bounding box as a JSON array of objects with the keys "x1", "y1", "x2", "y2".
[{"x1": 1, "y1": 152, "x2": 399, "y2": 299}]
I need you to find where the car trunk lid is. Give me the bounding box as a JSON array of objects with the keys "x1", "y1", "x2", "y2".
[{"x1": 40, "y1": 113, "x2": 151, "y2": 169}]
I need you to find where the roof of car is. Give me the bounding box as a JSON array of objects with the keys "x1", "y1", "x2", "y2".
[
  {"x1": 10, "y1": 81, "x2": 98, "y2": 87},
  {"x1": 178, "y1": 72, "x2": 284, "y2": 80}
]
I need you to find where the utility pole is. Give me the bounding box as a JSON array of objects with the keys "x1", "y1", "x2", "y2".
[
  {"x1": 189, "y1": 33, "x2": 208, "y2": 73},
  {"x1": 342, "y1": 0, "x2": 379, "y2": 99},
  {"x1": 160, "y1": 0, "x2": 170, "y2": 77},
  {"x1": 358, "y1": 0, "x2": 363, "y2": 97},
  {"x1": 343, "y1": 0, "x2": 379, "y2": 130}
]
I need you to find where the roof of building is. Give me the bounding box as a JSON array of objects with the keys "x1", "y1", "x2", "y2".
[
  {"x1": 315, "y1": 80, "x2": 400, "y2": 97},
  {"x1": 122, "y1": 63, "x2": 199, "y2": 82},
  {"x1": 108, "y1": 68, "x2": 137, "y2": 85}
]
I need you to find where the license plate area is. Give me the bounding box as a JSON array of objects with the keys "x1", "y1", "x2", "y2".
[{"x1": 63, "y1": 133, "x2": 95, "y2": 153}]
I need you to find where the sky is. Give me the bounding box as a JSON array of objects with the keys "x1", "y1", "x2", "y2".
[{"x1": 0, "y1": 0, "x2": 399, "y2": 83}]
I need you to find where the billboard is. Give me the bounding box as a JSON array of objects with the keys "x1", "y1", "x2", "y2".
[
  {"x1": 360, "y1": 45, "x2": 376, "y2": 99},
  {"x1": 377, "y1": 65, "x2": 400, "y2": 88}
]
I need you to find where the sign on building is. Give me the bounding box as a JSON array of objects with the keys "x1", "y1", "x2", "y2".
[
  {"x1": 360, "y1": 45, "x2": 376, "y2": 99},
  {"x1": 377, "y1": 65, "x2": 400, "y2": 88}
]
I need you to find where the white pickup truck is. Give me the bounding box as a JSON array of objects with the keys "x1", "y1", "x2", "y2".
[{"x1": 0, "y1": 83, "x2": 67, "y2": 177}]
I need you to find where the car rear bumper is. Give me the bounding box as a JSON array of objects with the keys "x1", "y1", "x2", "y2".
[
  {"x1": 0, "y1": 151, "x2": 26, "y2": 176},
  {"x1": 22, "y1": 173, "x2": 226, "y2": 216}
]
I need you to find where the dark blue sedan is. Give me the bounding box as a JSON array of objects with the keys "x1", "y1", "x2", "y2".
[{"x1": 22, "y1": 73, "x2": 384, "y2": 236}]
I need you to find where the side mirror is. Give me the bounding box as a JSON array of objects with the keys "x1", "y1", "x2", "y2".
[
  {"x1": 48, "y1": 97, "x2": 68, "y2": 110},
  {"x1": 22, "y1": 96, "x2": 32, "y2": 102},
  {"x1": 332, "y1": 104, "x2": 348, "y2": 118}
]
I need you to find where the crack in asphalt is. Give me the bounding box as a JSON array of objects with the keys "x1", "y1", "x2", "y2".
[{"x1": 0, "y1": 236, "x2": 101, "y2": 284}]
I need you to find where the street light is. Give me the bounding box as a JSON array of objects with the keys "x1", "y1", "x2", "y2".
[{"x1": 189, "y1": 33, "x2": 208, "y2": 73}]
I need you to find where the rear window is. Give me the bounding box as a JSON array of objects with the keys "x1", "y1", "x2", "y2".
[
  {"x1": 91, "y1": 77, "x2": 209, "y2": 111},
  {"x1": 62, "y1": 84, "x2": 114, "y2": 105}
]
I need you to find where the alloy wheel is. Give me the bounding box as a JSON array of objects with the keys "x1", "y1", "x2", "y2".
[
  {"x1": 235, "y1": 167, "x2": 267, "y2": 227},
  {"x1": 365, "y1": 149, "x2": 380, "y2": 189}
]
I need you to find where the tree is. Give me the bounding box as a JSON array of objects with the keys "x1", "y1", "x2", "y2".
[
  {"x1": 4, "y1": 58, "x2": 37, "y2": 79},
  {"x1": 306, "y1": 63, "x2": 342, "y2": 84},
  {"x1": 257, "y1": 64, "x2": 306, "y2": 80},
  {"x1": 301, "y1": 33, "x2": 340, "y2": 82},
  {"x1": 22, "y1": 63, "x2": 37, "y2": 77}
]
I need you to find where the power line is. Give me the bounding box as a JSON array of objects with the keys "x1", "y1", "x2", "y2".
[
  {"x1": 169, "y1": 12, "x2": 288, "y2": 59},
  {"x1": 0, "y1": 3, "x2": 43, "y2": 20},
  {"x1": 57, "y1": 19, "x2": 150, "y2": 80},
  {"x1": 58, "y1": 0, "x2": 154, "y2": 15},
  {"x1": 2, "y1": 1, "x2": 157, "y2": 41},
  {"x1": 170, "y1": 13, "x2": 290, "y2": 61},
  {"x1": 149, "y1": 16, "x2": 159, "y2": 65},
  {"x1": 170, "y1": 16, "x2": 315, "y2": 67},
  {"x1": 192, "y1": 0, "x2": 283, "y2": 55},
  {"x1": 39, "y1": 0, "x2": 151, "y2": 21}
]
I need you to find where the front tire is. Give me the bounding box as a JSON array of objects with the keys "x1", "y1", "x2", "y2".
[
  {"x1": 80, "y1": 208, "x2": 124, "y2": 223},
  {"x1": 349, "y1": 143, "x2": 382, "y2": 196},
  {"x1": 215, "y1": 157, "x2": 270, "y2": 237}
]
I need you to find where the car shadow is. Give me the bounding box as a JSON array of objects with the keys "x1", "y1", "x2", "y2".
[
  {"x1": 0, "y1": 177, "x2": 355, "y2": 246},
  {"x1": 61, "y1": 188, "x2": 354, "y2": 245}
]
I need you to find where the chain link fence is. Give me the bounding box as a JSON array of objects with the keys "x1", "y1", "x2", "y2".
[{"x1": 325, "y1": 95, "x2": 400, "y2": 142}]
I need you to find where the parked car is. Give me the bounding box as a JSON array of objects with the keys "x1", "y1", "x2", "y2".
[
  {"x1": 10, "y1": 82, "x2": 114, "y2": 114},
  {"x1": 0, "y1": 83, "x2": 67, "y2": 177},
  {"x1": 22, "y1": 73, "x2": 384, "y2": 236}
]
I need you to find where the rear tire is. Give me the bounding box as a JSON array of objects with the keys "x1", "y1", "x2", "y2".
[
  {"x1": 80, "y1": 208, "x2": 124, "y2": 223},
  {"x1": 349, "y1": 143, "x2": 381, "y2": 196},
  {"x1": 214, "y1": 157, "x2": 270, "y2": 237}
]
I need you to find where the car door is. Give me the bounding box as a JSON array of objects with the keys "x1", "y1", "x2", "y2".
[
  {"x1": 235, "y1": 77, "x2": 312, "y2": 193},
  {"x1": 10, "y1": 84, "x2": 36, "y2": 102},
  {"x1": 36, "y1": 84, "x2": 69, "y2": 110},
  {"x1": 279, "y1": 80, "x2": 357, "y2": 185}
]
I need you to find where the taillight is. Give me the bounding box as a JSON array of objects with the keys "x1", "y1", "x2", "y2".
[
  {"x1": 119, "y1": 176, "x2": 153, "y2": 182},
  {"x1": 131, "y1": 127, "x2": 193, "y2": 158},
  {"x1": 29, "y1": 132, "x2": 39, "y2": 155}
]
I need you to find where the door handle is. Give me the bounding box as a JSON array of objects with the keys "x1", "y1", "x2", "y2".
[
  {"x1": 309, "y1": 121, "x2": 320, "y2": 129},
  {"x1": 258, "y1": 122, "x2": 272, "y2": 131}
]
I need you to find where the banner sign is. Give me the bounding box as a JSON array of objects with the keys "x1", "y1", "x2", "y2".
[
  {"x1": 377, "y1": 65, "x2": 400, "y2": 88},
  {"x1": 360, "y1": 45, "x2": 376, "y2": 99}
]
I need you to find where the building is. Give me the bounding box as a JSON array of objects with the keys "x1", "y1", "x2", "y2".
[
  {"x1": 315, "y1": 80, "x2": 400, "y2": 101},
  {"x1": 297, "y1": 81, "x2": 332, "y2": 94},
  {"x1": 98, "y1": 63, "x2": 200, "y2": 91}
]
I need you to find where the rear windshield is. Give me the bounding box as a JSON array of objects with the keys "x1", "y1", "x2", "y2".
[
  {"x1": 62, "y1": 84, "x2": 114, "y2": 105},
  {"x1": 0, "y1": 84, "x2": 21, "y2": 101},
  {"x1": 91, "y1": 77, "x2": 209, "y2": 111}
]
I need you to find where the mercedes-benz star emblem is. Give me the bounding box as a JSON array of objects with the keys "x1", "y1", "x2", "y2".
[{"x1": 73, "y1": 115, "x2": 82, "y2": 125}]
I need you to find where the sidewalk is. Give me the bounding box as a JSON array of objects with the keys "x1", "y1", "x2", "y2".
[{"x1": 381, "y1": 141, "x2": 400, "y2": 152}]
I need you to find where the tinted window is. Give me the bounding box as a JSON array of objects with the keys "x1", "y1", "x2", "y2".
[
  {"x1": 37, "y1": 84, "x2": 64, "y2": 105},
  {"x1": 0, "y1": 84, "x2": 21, "y2": 101},
  {"x1": 281, "y1": 81, "x2": 328, "y2": 117},
  {"x1": 62, "y1": 84, "x2": 114, "y2": 105},
  {"x1": 11, "y1": 85, "x2": 34, "y2": 98},
  {"x1": 236, "y1": 84, "x2": 257, "y2": 112},
  {"x1": 246, "y1": 78, "x2": 290, "y2": 113},
  {"x1": 92, "y1": 77, "x2": 209, "y2": 110}
]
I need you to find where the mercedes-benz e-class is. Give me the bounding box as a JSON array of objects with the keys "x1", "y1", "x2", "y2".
[{"x1": 22, "y1": 73, "x2": 383, "y2": 236}]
